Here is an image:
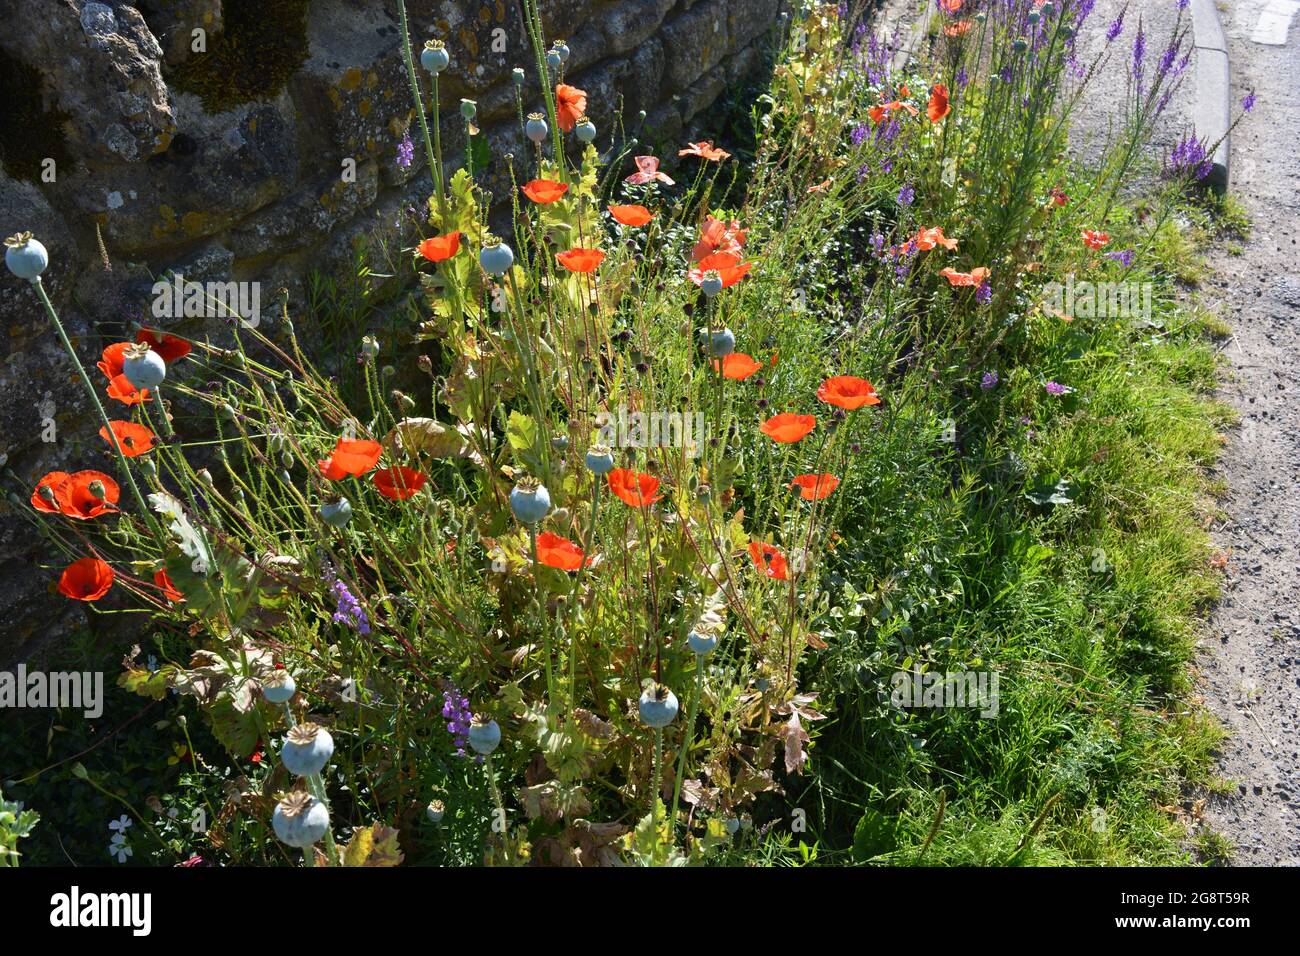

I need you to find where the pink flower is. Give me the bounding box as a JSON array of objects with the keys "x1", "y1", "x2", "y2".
[{"x1": 625, "y1": 155, "x2": 676, "y2": 186}]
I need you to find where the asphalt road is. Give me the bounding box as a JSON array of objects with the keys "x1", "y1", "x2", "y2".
[{"x1": 1196, "y1": 0, "x2": 1300, "y2": 867}]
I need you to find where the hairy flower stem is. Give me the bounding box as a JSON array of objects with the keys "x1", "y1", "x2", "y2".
[
  {"x1": 395, "y1": 0, "x2": 447, "y2": 223},
  {"x1": 30, "y1": 277, "x2": 161, "y2": 540},
  {"x1": 484, "y1": 755, "x2": 513, "y2": 865},
  {"x1": 651, "y1": 726, "x2": 664, "y2": 866},
  {"x1": 528, "y1": 524, "x2": 556, "y2": 702},
  {"x1": 567, "y1": 479, "x2": 602, "y2": 707},
  {"x1": 669, "y1": 661, "x2": 703, "y2": 830}
]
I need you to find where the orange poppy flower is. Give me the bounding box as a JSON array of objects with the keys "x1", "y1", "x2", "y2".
[
  {"x1": 555, "y1": 84, "x2": 588, "y2": 132},
  {"x1": 522, "y1": 179, "x2": 569, "y2": 204},
  {"x1": 713, "y1": 353, "x2": 762, "y2": 380},
  {"x1": 807, "y1": 179, "x2": 833, "y2": 194},
  {"x1": 154, "y1": 568, "x2": 184, "y2": 603},
  {"x1": 372, "y1": 465, "x2": 426, "y2": 501},
  {"x1": 58, "y1": 556, "x2": 114, "y2": 601},
  {"x1": 609, "y1": 204, "x2": 654, "y2": 227},
  {"x1": 137, "y1": 328, "x2": 192, "y2": 363},
  {"x1": 817, "y1": 376, "x2": 881, "y2": 410},
  {"x1": 556, "y1": 247, "x2": 605, "y2": 273},
  {"x1": 105, "y1": 373, "x2": 151, "y2": 406},
  {"x1": 97, "y1": 342, "x2": 130, "y2": 378},
  {"x1": 944, "y1": 19, "x2": 974, "y2": 36},
  {"x1": 418, "y1": 231, "x2": 462, "y2": 262},
  {"x1": 868, "y1": 100, "x2": 919, "y2": 124},
  {"x1": 31, "y1": 471, "x2": 70, "y2": 514},
  {"x1": 789, "y1": 473, "x2": 840, "y2": 501},
  {"x1": 607, "y1": 468, "x2": 663, "y2": 507},
  {"x1": 625, "y1": 155, "x2": 676, "y2": 186},
  {"x1": 927, "y1": 84, "x2": 950, "y2": 122},
  {"x1": 1081, "y1": 229, "x2": 1110, "y2": 250},
  {"x1": 58, "y1": 471, "x2": 120, "y2": 519},
  {"x1": 748, "y1": 542, "x2": 789, "y2": 581},
  {"x1": 940, "y1": 0, "x2": 962, "y2": 12},
  {"x1": 688, "y1": 251, "x2": 752, "y2": 288},
  {"x1": 760, "y1": 413, "x2": 816, "y2": 443},
  {"x1": 99, "y1": 421, "x2": 156, "y2": 457},
  {"x1": 535, "y1": 531, "x2": 588, "y2": 571},
  {"x1": 939, "y1": 266, "x2": 991, "y2": 287},
  {"x1": 692, "y1": 215, "x2": 747, "y2": 261},
  {"x1": 318, "y1": 438, "x2": 383, "y2": 480},
  {"x1": 678, "y1": 141, "x2": 731, "y2": 162}
]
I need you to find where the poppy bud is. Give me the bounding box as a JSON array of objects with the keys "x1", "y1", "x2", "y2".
[
  {"x1": 393, "y1": 390, "x2": 416, "y2": 413},
  {"x1": 417, "y1": 355, "x2": 434, "y2": 375},
  {"x1": 460, "y1": 98, "x2": 477, "y2": 121},
  {"x1": 196, "y1": 469, "x2": 214, "y2": 487},
  {"x1": 39, "y1": 484, "x2": 58, "y2": 504},
  {"x1": 381, "y1": 365, "x2": 396, "y2": 379},
  {"x1": 140, "y1": 458, "x2": 157, "y2": 478}
]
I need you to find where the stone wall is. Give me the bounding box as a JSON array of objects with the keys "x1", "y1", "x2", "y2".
[{"x1": 0, "y1": 0, "x2": 784, "y2": 663}]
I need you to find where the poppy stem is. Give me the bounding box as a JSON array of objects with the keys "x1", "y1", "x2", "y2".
[
  {"x1": 30, "y1": 277, "x2": 159, "y2": 538},
  {"x1": 394, "y1": 0, "x2": 447, "y2": 223},
  {"x1": 650, "y1": 725, "x2": 664, "y2": 866},
  {"x1": 669, "y1": 659, "x2": 703, "y2": 833},
  {"x1": 528, "y1": 524, "x2": 556, "y2": 702},
  {"x1": 567, "y1": 478, "x2": 601, "y2": 707}
]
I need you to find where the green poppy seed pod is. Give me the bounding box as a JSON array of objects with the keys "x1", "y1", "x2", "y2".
[
  {"x1": 361, "y1": 334, "x2": 380, "y2": 359},
  {"x1": 479, "y1": 235, "x2": 515, "y2": 276},
  {"x1": 525, "y1": 112, "x2": 549, "y2": 143},
  {"x1": 1013, "y1": 37, "x2": 1028, "y2": 52},
  {"x1": 701, "y1": 271, "x2": 724, "y2": 298},
  {"x1": 467, "y1": 716, "x2": 501, "y2": 755},
  {"x1": 426, "y1": 799, "x2": 445, "y2": 824},
  {"x1": 1041, "y1": 1, "x2": 1055, "y2": 15},
  {"x1": 546, "y1": 49, "x2": 562, "y2": 71},
  {"x1": 1027, "y1": 11, "x2": 1040, "y2": 25},
  {"x1": 421, "y1": 39, "x2": 450, "y2": 74},
  {"x1": 574, "y1": 116, "x2": 597, "y2": 143},
  {"x1": 512, "y1": 67, "x2": 525, "y2": 85},
  {"x1": 272, "y1": 791, "x2": 330, "y2": 848},
  {"x1": 639, "y1": 684, "x2": 679, "y2": 728},
  {"x1": 460, "y1": 98, "x2": 477, "y2": 121},
  {"x1": 637, "y1": 110, "x2": 646, "y2": 122},
  {"x1": 552, "y1": 40, "x2": 570, "y2": 64},
  {"x1": 4, "y1": 232, "x2": 48, "y2": 281}
]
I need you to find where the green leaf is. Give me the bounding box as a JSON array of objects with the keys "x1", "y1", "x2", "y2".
[{"x1": 852, "y1": 807, "x2": 899, "y2": 863}]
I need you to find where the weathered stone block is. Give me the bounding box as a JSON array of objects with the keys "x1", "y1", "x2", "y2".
[{"x1": 660, "y1": 0, "x2": 730, "y2": 92}]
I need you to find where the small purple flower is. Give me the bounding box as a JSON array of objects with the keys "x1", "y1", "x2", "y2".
[
  {"x1": 396, "y1": 132, "x2": 414, "y2": 169},
  {"x1": 1132, "y1": 23, "x2": 1146, "y2": 86},
  {"x1": 1105, "y1": 12, "x2": 1124, "y2": 43},
  {"x1": 955, "y1": 66, "x2": 968, "y2": 89},
  {"x1": 1045, "y1": 381, "x2": 1067, "y2": 396},
  {"x1": 440, "y1": 682, "x2": 473, "y2": 756},
  {"x1": 975, "y1": 281, "x2": 992, "y2": 304},
  {"x1": 1242, "y1": 90, "x2": 1256, "y2": 113},
  {"x1": 851, "y1": 122, "x2": 869, "y2": 146},
  {"x1": 897, "y1": 183, "x2": 915, "y2": 206},
  {"x1": 1106, "y1": 248, "x2": 1135, "y2": 268},
  {"x1": 981, "y1": 371, "x2": 998, "y2": 390},
  {"x1": 1165, "y1": 132, "x2": 1213, "y2": 181}
]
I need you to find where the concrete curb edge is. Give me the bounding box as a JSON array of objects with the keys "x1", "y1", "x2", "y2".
[{"x1": 1190, "y1": 0, "x2": 1233, "y2": 192}]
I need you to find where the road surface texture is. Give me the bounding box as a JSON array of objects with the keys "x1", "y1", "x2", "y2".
[{"x1": 1196, "y1": 0, "x2": 1300, "y2": 866}]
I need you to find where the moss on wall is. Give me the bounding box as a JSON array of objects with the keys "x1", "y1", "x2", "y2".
[
  {"x1": 170, "y1": 0, "x2": 312, "y2": 112},
  {"x1": 0, "y1": 50, "x2": 75, "y2": 184}
]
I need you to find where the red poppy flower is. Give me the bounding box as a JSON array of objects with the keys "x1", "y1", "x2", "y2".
[
  {"x1": 57, "y1": 471, "x2": 120, "y2": 519},
  {"x1": 927, "y1": 84, "x2": 950, "y2": 122},
  {"x1": 760, "y1": 413, "x2": 816, "y2": 443},
  {"x1": 535, "y1": 531, "x2": 588, "y2": 571},
  {"x1": 372, "y1": 465, "x2": 427, "y2": 501},
  {"x1": 607, "y1": 468, "x2": 663, "y2": 507},
  {"x1": 692, "y1": 215, "x2": 746, "y2": 261},
  {"x1": 31, "y1": 471, "x2": 70, "y2": 514},
  {"x1": 556, "y1": 247, "x2": 605, "y2": 273},
  {"x1": 713, "y1": 353, "x2": 762, "y2": 380},
  {"x1": 789, "y1": 473, "x2": 840, "y2": 501},
  {"x1": 939, "y1": 266, "x2": 990, "y2": 287},
  {"x1": 688, "y1": 252, "x2": 752, "y2": 288},
  {"x1": 748, "y1": 542, "x2": 789, "y2": 581},
  {"x1": 137, "y1": 328, "x2": 192, "y2": 363},
  {"x1": 106, "y1": 373, "x2": 151, "y2": 405},
  {"x1": 1081, "y1": 229, "x2": 1110, "y2": 250},
  {"x1": 418, "y1": 232, "x2": 462, "y2": 262},
  {"x1": 97, "y1": 342, "x2": 130, "y2": 379},
  {"x1": 522, "y1": 179, "x2": 569, "y2": 204},
  {"x1": 154, "y1": 568, "x2": 184, "y2": 603},
  {"x1": 58, "y1": 556, "x2": 114, "y2": 601},
  {"x1": 555, "y1": 84, "x2": 588, "y2": 132},
  {"x1": 817, "y1": 376, "x2": 881, "y2": 410},
  {"x1": 940, "y1": 0, "x2": 962, "y2": 12},
  {"x1": 868, "y1": 100, "x2": 919, "y2": 124},
  {"x1": 609, "y1": 204, "x2": 654, "y2": 227},
  {"x1": 1051, "y1": 187, "x2": 1069, "y2": 207},
  {"x1": 944, "y1": 19, "x2": 974, "y2": 36},
  {"x1": 318, "y1": 438, "x2": 383, "y2": 480},
  {"x1": 99, "y1": 421, "x2": 156, "y2": 457},
  {"x1": 678, "y1": 141, "x2": 731, "y2": 162}
]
